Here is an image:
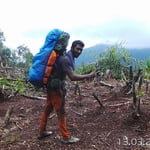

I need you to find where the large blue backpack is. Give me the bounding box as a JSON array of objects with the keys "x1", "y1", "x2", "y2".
[{"x1": 27, "y1": 29, "x2": 64, "y2": 88}]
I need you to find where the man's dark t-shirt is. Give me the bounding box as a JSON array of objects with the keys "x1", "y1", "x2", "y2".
[{"x1": 51, "y1": 54, "x2": 73, "y2": 81}]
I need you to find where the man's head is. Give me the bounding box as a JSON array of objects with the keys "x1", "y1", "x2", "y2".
[{"x1": 71, "y1": 40, "x2": 84, "y2": 58}]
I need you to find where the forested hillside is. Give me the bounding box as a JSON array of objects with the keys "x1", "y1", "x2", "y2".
[{"x1": 76, "y1": 44, "x2": 150, "y2": 67}]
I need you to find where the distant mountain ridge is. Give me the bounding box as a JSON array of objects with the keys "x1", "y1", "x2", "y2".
[{"x1": 75, "y1": 44, "x2": 150, "y2": 67}]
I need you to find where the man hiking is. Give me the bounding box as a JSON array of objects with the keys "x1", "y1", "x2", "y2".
[{"x1": 38, "y1": 36, "x2": 97, "y2": 144}]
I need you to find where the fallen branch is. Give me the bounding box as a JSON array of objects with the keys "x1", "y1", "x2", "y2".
[
  {"x1": 107, "y1": 101, "x2": 131, "y2": 107},
  {"x1": 99, "y1": 81, "x2": 114, "y2": 88},
  {"x1": 0, "y1": 66, "x2": 14, "y2": 70},
  {"x1": 21, "y1": 94, "x2": 46, "y2": 100},
  {"x1": 70, "y1": 109, "x2": 83, "y2": 116}
]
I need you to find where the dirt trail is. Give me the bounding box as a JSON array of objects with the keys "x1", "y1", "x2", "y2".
[{"x1": 0, "y1": 80, "x2": 150, "y2": 150}]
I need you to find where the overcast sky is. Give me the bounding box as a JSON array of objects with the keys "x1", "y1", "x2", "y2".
[{"x1": 0, "y1": 0, "x2": 150, "y2": 54}]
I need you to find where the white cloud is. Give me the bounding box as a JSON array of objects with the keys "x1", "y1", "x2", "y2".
[{"x1": 0, "y1": 0, "x2": 150, "y2": 54}]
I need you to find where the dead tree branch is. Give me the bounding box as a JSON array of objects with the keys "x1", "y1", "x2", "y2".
[{"x1": 92, "y1": 93, "x2": 104, "y2": 108}]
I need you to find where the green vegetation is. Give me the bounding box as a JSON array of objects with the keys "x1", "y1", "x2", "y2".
[
  {"x1": 0, "y1": 30, "x2": 33, "y2": 72},
  {"x1": 0, "y1": 78, "x2": 28, "y2": 95},
  {"x1": 144, "y1": 57, "x2": 150, "y2": 80},
  {"x1": 77, "y1": 43, "x2": 146, "y2": 80},
  {"x1": 0, "y1": 29, "x2": 150, "y2": 96},
  {"x1": 96, "y1": 43, "x2": 132, "y2": 79},
  {"x1": 0, "y1": 30, "x2": 33, "y2": 96}
]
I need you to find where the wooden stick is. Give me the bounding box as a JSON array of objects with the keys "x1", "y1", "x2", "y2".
[
  {"x1": 4, "y1": 106, "x2": 13, "y2": 127},
  {"x1": 92, "y1": 93, "x2": 104, "y2": 108},
  {"x1": 49, "y1": 114, "x2": 56, "y2": 119}
]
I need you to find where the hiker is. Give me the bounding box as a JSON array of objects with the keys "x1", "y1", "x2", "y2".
[{"x1": 38, "y1": 38, "x2": 97, "y2": 144}]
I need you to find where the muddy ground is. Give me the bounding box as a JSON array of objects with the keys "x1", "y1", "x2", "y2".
[{"x1": 1, "y1": 79, "x2": 150, "y2": 150}]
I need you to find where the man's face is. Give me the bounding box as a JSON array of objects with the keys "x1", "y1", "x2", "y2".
[{"x1": 72, "y1": 44, "x2": 83, "y2": 58}]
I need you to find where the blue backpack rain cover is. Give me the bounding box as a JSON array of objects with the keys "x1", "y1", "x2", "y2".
[{"x1": 27, "y1": 29, "x2": 63, "y2": 87}]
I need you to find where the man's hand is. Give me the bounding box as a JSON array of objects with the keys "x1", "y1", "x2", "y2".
[{"x1": 88, "y1": 70, "x2": 99, "y2": 78}]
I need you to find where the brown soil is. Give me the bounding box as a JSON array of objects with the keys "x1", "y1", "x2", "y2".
[{"x1": 1, "y1": 79, "x2": 150, "y2": 150}]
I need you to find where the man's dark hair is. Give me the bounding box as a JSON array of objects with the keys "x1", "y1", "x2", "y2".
[{"x1": 71, "y1": 40, "x2": 85, "y2": 49}]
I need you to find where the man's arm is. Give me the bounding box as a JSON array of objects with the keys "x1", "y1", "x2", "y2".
[{"x1": 66, "y1": 70, "x2": 97, "y2": 81}]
